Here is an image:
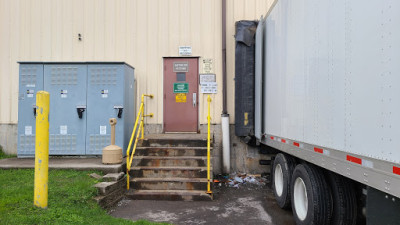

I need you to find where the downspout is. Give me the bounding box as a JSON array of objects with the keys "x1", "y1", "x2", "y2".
[{"x1": 221, "y1": 0, "x2": 231, "y2": 174}]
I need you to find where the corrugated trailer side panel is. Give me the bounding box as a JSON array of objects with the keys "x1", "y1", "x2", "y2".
[{"x1": 262, "y1": 0, "x2": 400, "y2": 198}]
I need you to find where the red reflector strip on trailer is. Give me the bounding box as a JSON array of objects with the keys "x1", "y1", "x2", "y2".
[
  {"x1": 347, "y1": 155, "x2": 362, "y2": 165},
  {"x1": 270, "y1": 136, "x2": 274, "y2": 140},
  {"x1": 281, "y1": 139, "x2": 286, "y2": 143},
  {"x1": 314, "y1": 147, "x2": 323, "y2": 154},
  {"x1": 293, "y1": 142, "x2": 300, "y2": 147},
  {"x1": 394, "y1": 166, "x2": 400, "y2": 175}
]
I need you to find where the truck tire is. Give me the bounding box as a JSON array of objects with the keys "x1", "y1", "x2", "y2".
[
  {"x1": 272, "y1": 153, "x2": 296, "y2": 209},
  {"x1": 291, "y1": 163, "x2": 333, "y2": 225},
  {"x1": 326, "y1": 172, "x2": 357, "y2": 225}
]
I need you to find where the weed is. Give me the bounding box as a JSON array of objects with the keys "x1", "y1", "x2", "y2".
[{"x1": 0, "y1": 145, "x2": 16, "y2": 159}]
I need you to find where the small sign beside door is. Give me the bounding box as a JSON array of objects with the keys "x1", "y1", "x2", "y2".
[
  {"x1": 200, "y1": 74, "x2": 216, "y2": 83},
  {"x1": 200, "y1": 73, "x2": 217, "y2": 94},
  {"x1": 173, "y1": 83, "x2": 189, "y2": 93},
  {"x1": 200, "y1": 82, "x2": 218, "y2": 94},
  {"x1": 202, "y1": 59, "x2": 214, "y2": 73}
]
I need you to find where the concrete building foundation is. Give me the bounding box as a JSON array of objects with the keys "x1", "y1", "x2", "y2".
[{"x1": 0, "y1": 124, "x2": 17, "y2": 155}]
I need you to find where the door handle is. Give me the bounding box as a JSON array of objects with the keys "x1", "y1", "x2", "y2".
[
  {"x1": 76, "y1": 105, "x2": 86, "y2": 119},
  {"x1": 193, "y1": 93, "x2": 197, "y2": 107},
  {"x1": 33, "y1": 105, "x2": 37, "y2": 117},
  {"x1": 114, "y1": 106, "x2": 124, "y2": 118}
]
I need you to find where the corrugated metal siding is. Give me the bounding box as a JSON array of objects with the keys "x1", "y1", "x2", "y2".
[{"x1": 0, "y1": 0, "x2": 273, "y2": 124}]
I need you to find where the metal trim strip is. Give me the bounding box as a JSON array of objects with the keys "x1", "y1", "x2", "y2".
[{"x1": 263, "y1": 134, "x2": 400, "y2": 198}]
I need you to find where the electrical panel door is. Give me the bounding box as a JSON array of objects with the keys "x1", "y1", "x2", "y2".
[
  {"x1": 17, "y1": 64, "x2": 44, "y2": 156},
  {"x1": 44, "y1": 65, "x2": 87, "y2": 155},
  {"x1": 18, "y1": 62, "x2": 134, "y2": 157},
  {"x1": 86, "y1": 65, "x2": 125, "y2": 154}
]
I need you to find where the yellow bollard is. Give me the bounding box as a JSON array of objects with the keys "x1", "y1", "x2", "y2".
[
  {"x1": 34, "y1": 91, "x2": 50, "y2": 208},
  {"x1": 207, "y1": 95, "x2": 212, "y2": 194}
]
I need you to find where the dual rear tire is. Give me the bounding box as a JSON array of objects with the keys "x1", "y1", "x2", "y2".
[
  {"x1": 291, "y1": 163, "x2": 332, "y2": 225},
  {"x1": 272, "y1": 153, "x2": 296, "y2": 209},
  {"x1": 272, "y1": 154, "x2": 357, "y2": 225}
]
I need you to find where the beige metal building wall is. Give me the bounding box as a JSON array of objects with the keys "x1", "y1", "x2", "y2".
[{"x1": 0, "y1": 0, "x2": 272, "y2": 127}]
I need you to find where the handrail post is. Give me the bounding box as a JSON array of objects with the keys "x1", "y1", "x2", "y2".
[
  {"x1": 207, "y1": 95, "x2": 212, "y2": 195},
  {"x1": 126, "y1": 103, "x2": 143, "y2": 190},
  {"x1": 140, "y1": 100, "x2": 144, "y2": 140},
  {"x1": 126, "y1": 94, "x2": 153, "y2": 190}
]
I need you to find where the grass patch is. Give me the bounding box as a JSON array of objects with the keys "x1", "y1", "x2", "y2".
[
  {"x1": 0, "y1": 169, "x2": 168, "y2": 225},
  {"x1": 0, "y1": 146, "x2": 16, "y2": 159}
]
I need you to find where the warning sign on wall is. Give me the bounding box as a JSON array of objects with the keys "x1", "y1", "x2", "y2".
[
  {"x1": 175, "y1": 93, "x2": 187, "y2": 103},
  {"x1": 200, "y1": 82, "x2": 217, "y2": 94},
  {"x1": 202, "y1": 59, "x2": 214, "y2": 73}
]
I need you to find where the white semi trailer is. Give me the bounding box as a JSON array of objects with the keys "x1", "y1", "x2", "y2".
[{"x1": 254, "y1": 0, "x2": 400, "y2": 224}]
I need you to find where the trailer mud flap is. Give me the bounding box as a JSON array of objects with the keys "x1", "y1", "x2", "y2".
[{"x1": 366, "y1": 187, "x2": 400, "y2": 224}]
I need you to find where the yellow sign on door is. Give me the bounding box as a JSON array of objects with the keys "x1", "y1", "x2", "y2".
[{"x1": 175, "y1": 93, "x2": 187, "y2": 103}]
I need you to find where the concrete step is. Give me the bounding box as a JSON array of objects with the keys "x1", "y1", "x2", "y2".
[
  {"x1": 130, "y1": 177, "x2": 209, "y2": 190},
  {"x1": 94, "y1": 177, "x2": 126, "y2": 195},
  {"x1": 129, "y1": 166, "x2": 209, "y2": 178},
  {"x1": 126, "y1": 189, "x2": 213, "y2": 201},
  {"x1": 132, "y1": 156, "x2": 209, "y2": 167},
  {"x1": 139, "y1": 139, "x2": 208, "y2": 148},
  {"x1": 135, "y1": 146, "x2": 211, "y2": 157}
]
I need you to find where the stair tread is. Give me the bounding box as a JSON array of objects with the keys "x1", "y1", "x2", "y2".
[
  {"x1": 143, "y1": 134, "x2": 207, "y2": 140},
  {"x1": 128, "y1": 189, "x2": 210, "y2": 196},
  {"x1": 133, "y1": 156, "x2": 208, "y2": 160},
  {"x1": 131, "y1": 177, "x2": 209, "y2": 182},
  {"x1": 136, "y1": 146, "x2": 212, "y2": 150},
  {"x1": 130, "y1": 166, "x2": 210, "y2": 170}
]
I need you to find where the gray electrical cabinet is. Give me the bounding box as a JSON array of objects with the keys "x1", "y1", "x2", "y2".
[
  {"x1": 86, "y1": 64, "x2": 135, "y2": 155},
  {"x1": 17, "y1": 62, "x2": 135, "y2": 157},
  {"x1": 18, "y1": 64, "x2": 44, "y2": 155}
]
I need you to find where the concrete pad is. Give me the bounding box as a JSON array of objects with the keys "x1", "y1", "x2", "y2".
[
  {"x1": 110, "y1": 183, "x2": 295, "y2": 225},
  {"x1": 0, "y1": 157, "x2": 125, "y2": 173}
]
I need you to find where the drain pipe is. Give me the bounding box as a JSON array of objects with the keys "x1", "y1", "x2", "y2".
[{"x1": 221, "y1": 0, "x2": 230, "y2": 174}]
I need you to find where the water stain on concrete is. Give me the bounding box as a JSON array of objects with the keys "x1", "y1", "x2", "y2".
[{"x1": 110, "y1": 182, "x2": 295, "y2": 225}]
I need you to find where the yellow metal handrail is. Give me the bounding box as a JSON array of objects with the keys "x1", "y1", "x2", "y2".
[
  {"x1": 206, "y1": 95, "x2": 212, "y2": 195},
  {"x1": 126, "y1": 94, "x2": 153, "y2": 190}
]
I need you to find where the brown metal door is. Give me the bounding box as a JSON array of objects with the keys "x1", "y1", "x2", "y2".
[{"x1": 163, "y1": 58, "x2": 199, "y2": 132}]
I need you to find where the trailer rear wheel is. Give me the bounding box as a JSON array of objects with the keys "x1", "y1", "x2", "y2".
[
  {"x1": 272, "y1": 153, "x2": 296, "y2": 209},
  {"x1": 327, "y1": 172, "x2": 357, "y2": 225},
  {"x1": 291, "y1": 163, "x2": 333, "y2": 225}
]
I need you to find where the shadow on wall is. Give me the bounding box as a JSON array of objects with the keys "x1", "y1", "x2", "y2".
[{"x1": 230, "y1": 124, "x2": 271, "y2": 175}]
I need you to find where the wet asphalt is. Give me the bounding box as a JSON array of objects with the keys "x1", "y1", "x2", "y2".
[{"x1": 110, "y1": 181, "x2": 295, "y2": 225}]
